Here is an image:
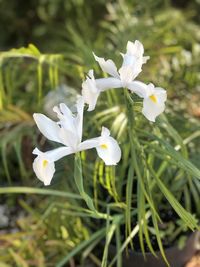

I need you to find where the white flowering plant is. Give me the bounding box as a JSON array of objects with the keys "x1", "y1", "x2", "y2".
[{"x1": 32, "y1": 41, "x2": 200, "y2": 266}]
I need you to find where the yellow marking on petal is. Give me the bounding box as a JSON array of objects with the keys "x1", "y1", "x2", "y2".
[
  {"x1": 100, "y1": 144, "x2": 108, "y2": 149},
  {"x1": 149, "y1": 94, "x2": 157, "y2": 103},
  {"x1": 42, "y1": 160, "x2": 48, "y2": 168}
]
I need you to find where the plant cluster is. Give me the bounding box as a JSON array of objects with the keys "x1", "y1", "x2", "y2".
[
  {"x1": 32, "y1": 40, "x2": 199, "y2": 267},
  {"x1": 0, "y1": 0, "x2": 199, "y2": 266}
]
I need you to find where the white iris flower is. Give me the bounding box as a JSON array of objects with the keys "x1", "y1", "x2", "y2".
[
  {"x1": 32, "y1": 96, "x2": 121, "y2": 186},
  {"x1": 142, "y1": 83, "x2": 167, "y2": 122},
  {"x1": 82, "y1": 40, "x2": 167, "y2": 121}
]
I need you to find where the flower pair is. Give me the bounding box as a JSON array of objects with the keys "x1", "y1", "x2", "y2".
[
  {"x1": 82, "y1": 40, "x2": 167, "y2": 122},
  {"x1": 33, "y1": 96, "x2": 121, "y2": 185},
  {"x1": 33, "y1": 40, "x2": 167, "y2": 185}
]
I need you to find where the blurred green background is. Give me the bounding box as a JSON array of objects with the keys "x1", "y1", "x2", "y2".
[{"x1": 0, "y1": 0, "x2": 199, "y2": 266}]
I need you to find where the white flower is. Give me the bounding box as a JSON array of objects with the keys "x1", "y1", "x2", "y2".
[
  {"x1": 33, "y1": 147, "x2": 72, "y2": 186},
  {"x1": 33, "y1": 96, "x2": 121, "y2": 185},
  {"x1": 142, "y1": 83, "x2": 167, "y2": 122},
  {"x1": 82, "y1": 40, "x2": 167, "y2": 121},
  {"x1": 82, "y1": 40, "x2": 150, "y2": 111},
  {"x1": 95, "y1": 127, "x2": 121, "y2": 165}
]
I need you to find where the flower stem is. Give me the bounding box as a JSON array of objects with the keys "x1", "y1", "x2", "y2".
[
  {"x1": 74, "y1": 153, "x2": 112, "y2": 220},
  {"x1": 123, "y1": 89, "x2": 158, "y2": 215},
  {"x1": 74, "y1": 153, "x2": 96, "y2": 211}
]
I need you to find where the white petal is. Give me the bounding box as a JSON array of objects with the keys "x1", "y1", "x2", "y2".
[
  {"x1": 101, "y1": 126, "x2": 110, "y2": 137},
  {"x1": 33, "y1": 147, "x2": 74, "y2": 186},
  {"x1": 59, "y1": 103, "x2": 73, "y2": 118},
  {"x1": 33, "y1": 152, "x2": 55, "y2": 186},
  {"x1": 78, "y1": 126, "x2": 112, "y2": 152},
  {"x1": 93, "y1": 53, "x2": 119, "y2": 78},
  {"x1": 96, "y1": 127, "x2": 121, "y2": 165},
  {"x1": 142, "y1": 87, "x2": 167, "y2": 122},
  {"x1": 82, "y1": 70, "x2": 100, "y2": 111},
  {"x1": 78, "y1": 127, "x2": 121, "y2": 165},
  {"x1": 33, "y1": 146, "x2": 74, "y2": 162},
  {"x1": 96, "y1": 137, "x2": 121, "y2": 165},
  {"x1": 53, "y1": 104, "x2": 75, "y2": 132},
  {"x1": 33, "y1": 113, "x2": 61, "y2": 143},
  {"x1": 126, "y1": 40, "x2": 144, "y2": 57},
  {"x1": 58, "y1": 127, "x2": 78, "y2": 148},
  {"x1": 95, "y1": 78, "x2": 122, "y2": 91},
  {"x1": 127, "y1": 81, "x2": 150, "y2": 98},
  {"x1": 78, "y1": 138, "x2": 100, "y2": 151},
  {"x1": 118, "y1": 65, "x2": 139, "y2": 85},
  {"x1": 77, "y1": 128, "x2": 111, "y2": 152},
  {"x1": 119, "y1": 40, "x2": 149, "y2": 83},
  {"x1": 155, "y1": 88, "x2": 167, "y2": 103},
  {"x1": 123, "y1": 40, "x2": 148, "y2": 65},
  {"x1": 53, "y1": 102, "x2": 80, "y2": 148},
  {"x1": 143, "y1": 56, "x2": 150, "y2": 64}
]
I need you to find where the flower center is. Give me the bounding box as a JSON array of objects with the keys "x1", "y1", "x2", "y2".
[
  {"x1": 42, "y1": 160, "x2": 48, "y2": 168},
  {"x1": 100, "y1": 144, "x2": 108, "y2": 149},
  {"x1": 149, "y1": 94, "x2": 157, "y2": 103}
]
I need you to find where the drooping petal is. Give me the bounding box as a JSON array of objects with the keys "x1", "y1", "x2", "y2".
[
  {"x1": 155, "y1": 88, "x2": 167, "y2": 103},
  {"x1": 96, "y1": 137, "x2": 121, "y2": 165},
  {"x1": 33, "y1": 113, "x2": 62, "y2": 143},
  {"x1": 93, "y1": 53, "x2": 119, "y2": 78},
  {"x1": 33, "y1": 147, "x2": 74, "y2": 185},
  {"x1": 82, "y1": 70, "x2": 100, "y2": 111},
  {"x1": 142, "y1": 87, "x2": 167, "y2": 122},
  {"x1": 33, "y1": 155, "x2": 55, "y2": 186},
  {"x1": 142, "y1": 98, "x2": 165, "y2": 122},
  {"x1": 95, "y1": 77, "x2": 122, "y2": 91},
  {"x1": 127, "y1": 81, "x2": 149, "y2": 98},
  {"x1": 96, "y1": 127, "x2": 121, "y2": 165}
]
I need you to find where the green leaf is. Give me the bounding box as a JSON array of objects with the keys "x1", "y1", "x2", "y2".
[
  {"x1": 149, "y1": 165, "x2": 198, "y2": 230},
  {"x1": 143, "y1": 131, "x2": 200, "y2": 180},
  {"x1": 0, "y1": 187, "x2": 82, "y2": 199},
  {"x1": 125, "y1": 164, "x2": 134, "y2": 243},
  {"x1": 101, "y1": 208, "x2": 116, "y2": 267}
]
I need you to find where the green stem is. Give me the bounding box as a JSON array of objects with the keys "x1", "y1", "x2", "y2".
[
  {"x1": 74, "y1": 153, "x2": 111, "y2": 220},
  {"x1": 123, "y1": 89, "x2": 161, "y2": 257},
  {"x1": 123, "y1": 89, "x2": 159, "y2": 217},
  {"x1": 123, "y1": 88, "x2": 135, "y2": 245}
]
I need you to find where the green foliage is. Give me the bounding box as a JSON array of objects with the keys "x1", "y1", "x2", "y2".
[{"x1": 0, "y1": 194, "x2": 89, "y2": 267}]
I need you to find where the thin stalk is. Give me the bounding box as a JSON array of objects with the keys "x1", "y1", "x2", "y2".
[
  {"x1": 74, "y1": 153, "x2": 112, "y2": 220},
  {"x1": 123, "y1": 89, "x2": 162, "y2": 259},
  {"x1": 123, "y1": 89, "x2": 158, "y2": 216},
  {"x1": 123, "y1": 88, "x2": 135, "y2": 246}
]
